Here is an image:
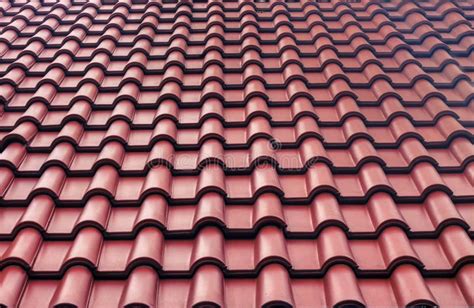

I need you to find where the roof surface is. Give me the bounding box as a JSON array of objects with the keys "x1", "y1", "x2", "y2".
[{"x1": 0, "y1": 0, "x2": 473, "y2": 307}]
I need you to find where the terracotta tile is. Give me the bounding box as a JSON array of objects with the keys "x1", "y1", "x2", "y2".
[
  {"x1": 2, "y1": 224, "x2": 472, "y2": 275},
  {"x1": 0, "y1": 0, "x2": 472, "y2": 306}
]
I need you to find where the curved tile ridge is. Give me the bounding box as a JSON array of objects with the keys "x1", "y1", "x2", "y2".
[
  {"x1": 0, "y1": 38, "x2": 471, "y2": 74},
  {"x1": 1, "y1": 135, "x2": 472, "y2": 174},
  {"x1": 1, "y1": 56, "x2": 472, "y2": 91},
  {"x1": 0, "y1": 12, "x2": 472, "y2": 56},
  {"x1": 0, "y1": 160, "x2": 473, "y2": 203},
  {"x1": 1, "y1": 95, "x2": 472, "y2": 128},
  {"x1": 2, "y1": 72, "x2": 473, "y2": 108},
  {"x1": 0, "y1": 263, "x2": 472, "y2": 307},
  {"x1": 0, "y1": 191, "x2": 471, "y2": 238},
  {"x1": 0, "y1": 223, "x2": 472, "y2": 276},
  {"x1": 1, "y1": 113, "x2": 471, "y2": 151},
  {"x1": 0, "y1": 44, "x2": 472, "y2": 77}
]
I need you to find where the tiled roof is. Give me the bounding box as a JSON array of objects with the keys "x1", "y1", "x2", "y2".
[{"x1": 0, "y1": 0, "x2": 473, "y2": 307}]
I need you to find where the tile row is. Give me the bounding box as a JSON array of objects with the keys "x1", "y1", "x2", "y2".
[
  {"x1": 0, "y1": 0, "x2": 470, "y2": 21},
  {"x1": 1, "y1": 223, "x2": 473, "y2": 273},
  {"x1": 3, "y1": 0, "x2": 471, "y2": 12},
  {"x1": 0, "y1": 192, "x2": 471, "y2": 238},
  {"x1": 1, "y1": 96, "x2": 472, "y2": 127},
  {"x1": 1, "y1": 136, "x2": 473, "y2": 174},
  {"x1": 2, "y1": 62, "x2": 473, "y2": 91},
  {"x1": 1, "y1": 263, "x2": 472, "y2": 307},
  {"x1": 0, "y1": 161, "x2": 472, "y2": 202},
  {"x1": 2, "y1": 29, "x2": 473, "y2": 64},
  {"x1": 1, "y1": 115, "x2": 472, "y2": 151},
  {"x1": 1, "y1": 6, "x2": 470, "y2": 35},
  {"x1": 1, "y1": 47, "x2": 472, "y2": 75},
  {"x1": 1, "y1": 0, "x2": 472, "y2": 27},
  {"x1": 1, "y1": 13, "x2": 468, "y2": 42},
  {"x1": 2, "y1": 78, "x2": 472, "y2": 107},
  {"x1": 1, "y1": 11, "x2": 471, "y2": 49}
]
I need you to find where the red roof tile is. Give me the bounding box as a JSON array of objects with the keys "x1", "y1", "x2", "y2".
[{"x1": 0, "y1": 0, "x2": 473, "y2": 307}]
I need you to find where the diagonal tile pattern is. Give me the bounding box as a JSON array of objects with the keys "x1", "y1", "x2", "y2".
[{"x1": 0, "y1": 0, "x2": 473, "y2": 307}]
